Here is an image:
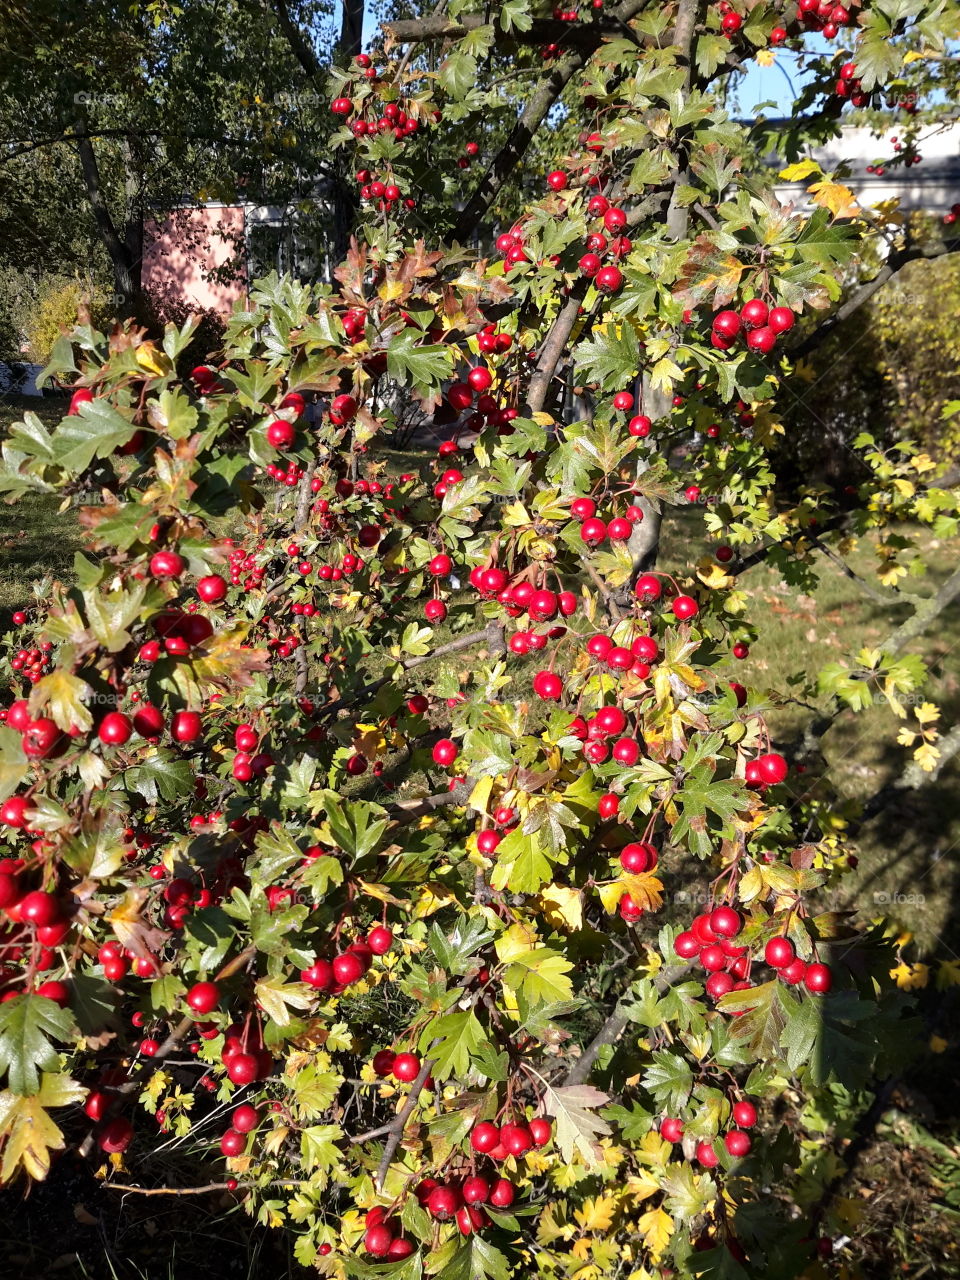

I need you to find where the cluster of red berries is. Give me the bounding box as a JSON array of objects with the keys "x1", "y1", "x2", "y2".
[
  {"x1": 219, "y1": 1100, "x2": 261, "y2": 1159},
  {"x1": 444, "y1": 370, "x2": 519, "y2": 434},
  {"x1": 222, "y1": 1020, "x2": 273, "y2": 1085},
  {"x1": 943, "y1": 201, "x2": 960, "y2": 226},
  {"x1": 457, "y1": 140, "x2": 481, "y2": 169},
  {"x1": 794, "y1": 0, "x2": 856, "y2": 39},
  {"x1": 355, "y1": 169, "x2": 414, "y2": 211},
  {"x1": 660, "y1": 1095, "x2": 758, "y2": 1166},
  {"x1": 710, "y1": 300, "x2": 795, "y2": 355},
  {"x1": 576, "y1": 196, "x2": 630, "y2": 294},
  {"x1": 570, "y1": 493, "x2": 645, "y2": 546},
  {"x1": 9, "y1": 640, "x2": 53, "y2": 684},
  {"x1": 673, "y1": 907, "x2": 753, "y2": 1001},
  {"x1": 674, "y1": 910, "x2": 832, "y2": 997},
  {"x1": 363, "y1": 1206, "x2": 416, "y2": 1259},
  {"x1": 833, "y1": 60, "x2": 871, "y2": 106},
  {"x1": 299, "y1": 925, "x2": 394, "y2": 993},
  {"x1": 744, "y1": 750, "x2": 789, "y2": 788},
  {"x1": 228, "y1": 544, "x2": 267, "y2": 591},
  {"x1": 230, "y1": 720, "x2": 276, "y2": 783}
]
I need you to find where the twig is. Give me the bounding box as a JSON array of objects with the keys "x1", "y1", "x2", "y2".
[
  {"x1": 350, "y1": 1056, "x2": 436, "y2": 1189},
  {"x1": 104, "y1": 1182, "x2": 238, "y2": 1196}
]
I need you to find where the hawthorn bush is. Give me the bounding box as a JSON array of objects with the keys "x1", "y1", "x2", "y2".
[{"x1": 1, "y1": 3, "x2": 960, "y2": 1278}]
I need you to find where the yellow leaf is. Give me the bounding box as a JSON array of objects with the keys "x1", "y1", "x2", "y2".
[
  {"x1": 896, "y1": 728, "x2": 917, "y2": 747},
  {"x1": 915, "y1": 702, "x2": 941, "y2": 726},
  {"x1": 495, "y1": 921, "x2": 539, "y2": 963},
  {"x1": 134, "y1": 341, "x2": 173, "y2": 378},
  {"x1": 537, "y1": 882, "x2": 584, "y2": 931},
  {"x1": 412, "y1": 884, "x2": 457, "y2": 917},
  {"x1": 889, "y1": 961, "x2": 929, "y2": 990},
  {"x1": 696, "y1": 559, "x2": 735, "y2": 590},
  {"x1": 354, "y1": 879, "x2": 404, "y2": 906},
  {"x1": 902, "y1": 49, "x2": 924, "y2": 62},
  {"x1": 468, "y1": 776, "x2": 494, "y2": 815},
  {"x1": 808, "y1": 178, "x2": 860, "y2": 220},
  {"x1": 638, "y1": 1206, "x2": 674, "y2": 1260},
  {"x1": 929, "y1": 1034, "x2": 949, "y2": 1053},
  {"x1": 531, "y1": 412, "x2": 555, "y2": 427},
  {"x1": 28, "y1": 670, "x2": 94, "y2": 733},
  {"x1": 779, "y1": 159, "x2": 821, "y2": 182},
  {"x1": 914, "y1": 742, "x2": 941, "y2": 773},
  {"x1": 936, "y1": 958, "x2": 960, "y2": 989},
  {"x1": 755, "y1": 47, "x2": 775, "y2": 66},
  {"x1": 624, "y1": 1170, "x2": 661, "y2": 1203},
  {"x1": 501, "y1": 502, "x2": 531, "y2": 528},
  {"x1": 377, "y1": 280, "x2": 406, "y2": 302},
  {"x1": 574, "y1": 1194, "x2": 617, "y2": 1233},
  {"x1": 0, "y1": 1073, "x2": 86, "y2": 1181},
  {"x1": 878, "y1": 562, "x2": 907, "y2": 587}
]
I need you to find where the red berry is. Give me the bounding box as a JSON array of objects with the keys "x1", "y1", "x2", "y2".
[
  {"x1": 98, "y1": 711, "x2": 133, "y2": 746},
  {"x1": 392, "y1": 1052, "x2": 421, "y2": 1082},
  {"x1": 660, "y1": 1117, "x2": 684, "y2": 1142},
  {"x1": 671, "y1": 594, "x2": 699, "y2": 620},
  {"x1": 232, "y1": 1104, "x2": 260, "y2": 1133},
  {"x1": 764, "y1": 936, "x2": 795, "y2": 968},
  {"x1": 709, "y1": 906, "x2": 741, "y2": 938},
  {"x1": 489, "y1": 1178, "x2": 515, "y2": 1208},
  {"x1": 696, "y1": 1140, "x2": 719, "y2": 1167},
  {"x1": 186, "y1": 981, "x2": 220, "y2": 1014},
  {"x1": 432, "y1": 738, "x2": 458, "y2": 766},
  {"x1": 529, "y1": 1117, "x2": 552, "y2": 1146},
  {"x1": 220, "y1": 1128, "x2": 246, "y2": 1157},
  {"x1": 732, "y1": 1100, "x2": 757, "y2": 1128},
  {"x1": 470, "y1": 1121, "x2": 501, "y2": 1153},
  {"x1": 635, "y1": 574, "x2": 661, "y2": 601},
  {"x1": 197, "y1": 574, "x2": 227, "y2": 603},
  {"x1": 804, "y1": 962, "x2": 832, "y2": 993},
  {"x1": 367, "y1": 925, "x2": 393, "y2": 954}
]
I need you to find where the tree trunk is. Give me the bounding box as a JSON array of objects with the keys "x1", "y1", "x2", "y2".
[
  {"x1": 75, "y1": 125, "x2": 141, "y2": 318},
  {"x1": 339, "y1": 0, "x2": 364, "y2": 58}
]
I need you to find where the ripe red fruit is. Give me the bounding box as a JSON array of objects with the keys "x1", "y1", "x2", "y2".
[
  {"x1": 595, "y1": 265, "x2": 624, "y2": 294},
  {"x1": 266, "y1": 419, "x2": 295, "y2": 448},
  {"x1": 36, "y1": 980, "x2": 70, "y2": 1007},
  {"x1": 372, "y1": 1049, "x2": 396, "y2": 1076},
  {"x1": 607, "y1": 517, "x2": 633, "y2": 541},
  {"x1": 98, "y1": 1116, "x2": 133, "y2": 1153},
  {"x1": 330, "y1": 393, "x2": 358, "y2": 424},
  {"x1": 392, "y1": 1052, "x2": 421, "y2": 1082},
  {"x1": 500, "y1": 1123, "x2": 533, "y2": 1156},
  {"x1": 747, "y1": 325, "x2": 776, "y2": 354},
  {"x1": 365, "y1": 1224, "x2": 394, "y2": 1256},
  {"x1": 732, "y1": 1100, "x2": 757, "y2": 1128},
  {"x1": 764, "y1": 936, "x2": 795, "y2": 969},
  {"x1": 232, "y1": 1104, "x2": 260, "y2": 1133},
  {"x1": 757, "y1": 751, "x2": 788, "y2": 784},
  {"x1": 547, "y1": 169, "x2": 568, "y2": 190},
  {"x1": 725, "y1": 1128, "x2": 752, "y2": 1157},
  {"x1": 0, "y1": 795, "x2": 29, "y2": 828},
  {"x1": 713, "y1": 310, "x2": 741, "y2": 339},
  {"x1": 732, "y1": 641, "x2": 749, "y2": 659},
  {"x1": 171, "y1": 711, "x2": 202, "y2": 744},
  {"x1": 580, "y1": 517, "x2": 607, "y2": 546},
  {"x1": 367, "y1": 925, "x2": 393, "y2": 955},
  {"x1": 467, "y1": 366, "x2": 492, "y2": 393},
  {"x1": 769, "y1": 306, "x2": 795, "y2": 334},
  {"x1": 660, "y1": 1117, "x2": 684, "y2": 1142},
  {"x1": 197, "y1": 574, "x2": 227, "y2": 603},
  {"x1": 470, "y1": 1121, "x2": 501, "y2": 1153},
  {"x1": 186, "y1": 981, "x2": 220, "y2": 1014},
  {"x1": 706, "y1": 971, "x2": 735, "y2": 999},
  {"x1": 532, "y1": 670, "x2": 563, "y2": 700},
  {"x1": 432, "y1": 738, "x2": 458, "y2": 766},
  {"x1": 529, "y1": 1116, "x2": 552, "y2": 1146},
  {"x1": 598, "y1": 792, "x2": 620, "y2": 819},
  {"x1": 489, "y1": 1177, "x2": 515, "y2": 1207},
  {"x1": 612, "y1": 391, "x2": 634, "y2": 411},
  {"x1": 612, "y1": 737, "x2": 640, "y2": 766},
  {"x1": 619, "y1": 842, "x2": 654, "y2": 873},
  {"x1": 149, "y1": 550, "x2": 185, "y2": 579},
  {"x1": 425, "y1": 599, "x2": 447, "y2": 622},
  {"x1": 674, "y1": 931, "x2": 701, "y2": 959},
  {"x1": 429, "y1": 553, "x2": 453, "y2": 577},
  {"x1": 22, "y1": 717, "x2": 61, "y2": 759},
  {"x1": 696, "y1": 1140, "x2": 719, "y2": 1167},
  {"x1": 98, "y1": 712, "x2": 133, "y2": 746},
  {"x1": 721, "y1": 10, "x2": 742, "y2": 32},
  {"x1": 133, "y1": 704, "x2": 165, "y2": 738},
  {"x1": 387, "y1": 1238, "x2": 414, "y2": 1260},
  {"x1": 804, "y1": 962, "x2": 832, "y2": 993},
  {"x1": 427, "y1": 1185, "x2": 461, "y2": 1219},
  {"x1": 635, "y1": 573, "x2": 661, "y2": 601},
  {"x1": 709, "y1": 906, "x2": 741, "y2": 938},
  {"x1": 740, "y1": 298, "x2": 769, "y2": 329},
  {"x1": 603, "y1": 207, "x2": 627, "y2": 231},
  {"x1": 671, "y1": 594, "x2": 699, "y2": 620},
  {"x1": 628, "y1": 414, "x2": 652, "y2": 437},
  {"x1": 463, "y1": 1175, "x2": 490, "y2": 1204},
  {"x1": 225, "y1": 1052, "x2": 259, "y2": 1084},
  {"x1": 332, "y1": 952, "x2": 365, "y2": 985},
  {"x1": 20, "y1": 891, "x2": 60, "y2": 927},
  {"x1": 220, "y1": 1128, "x2": 246, "y2": 1157}
]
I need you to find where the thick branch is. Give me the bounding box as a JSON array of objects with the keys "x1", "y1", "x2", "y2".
[
  {"x1": 390, "y1": 777, "x2": 474, "y2": 826},
  {"x1": 386, "y1": 14, "x2": 632, "y2": 46},
  {"x1": 791, "y1": 235, "x2": 960, "y2": 362},
  {"x1": 882, "y1": 562, "x2": 960, "y2": 655},
  {"x1": 270, "y1": 0, "x2": 325, "y2": 81},
  {"x1": 563, "y1": 962, "x2": 692, "y2": 1086},
  {"x1": 525, "y1": 277, "x2": 590, "y2": 415}
]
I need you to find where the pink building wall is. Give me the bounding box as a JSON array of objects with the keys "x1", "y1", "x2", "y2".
[{"x1": 142, "y1": 205, "x2": 248, "y2": 314}]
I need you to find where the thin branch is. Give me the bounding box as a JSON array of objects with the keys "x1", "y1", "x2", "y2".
[
  {"x1": 350, "y1": 1056, "x2": 436, "y2": 1189},
  {"x1": 525, "y1": 277, "x2": 590, "y2": 415},
  {"x1": 808, "y1": 533, "x2": 900, "y2": 605},
  {"x1": 104, "y1": 1182, "x2": 238, "y2": 1196}
]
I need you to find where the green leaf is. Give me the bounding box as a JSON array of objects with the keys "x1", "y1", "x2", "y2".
[
  {"x1": 503, "y1": 947, "x2": 574, "y2": 1006},
  {"x1": 314, "y1": 792, "x2": 389, "y2": 862},
  {"x1": 573, "y1": 324, "x2": 641, "y2": 391},
  {"x1": 489, "y1": 829, "x2": 554, "y2": 895},
  {"x1": 438, "y1": 50, "x2": 479, "y2": 100},
  {"x1": 0, "y1": 996, "x2": 75, "y2": 1096},
  {"x1": 428, "y1": 917, "x2": 496, "y2": 976},
  {"x1": 421, "y1": 1010, "x2": 488, "y2": 1082},
  {"x1": 438, "y1": 1236, "x2": 510, "y2": 1280},
  {"x1": 386, "y1": 330, "x2": 453, "y2": 399},
  {"x1": 53, "y1": 399, "x2": 138, "y2": 472},
  {"x1": 123, "y1": 751, "x2": 196, "y2": 804},
  {"x1": 642, "y1": 1049, "x2": 694, "y2": 1111},
  {"x1": 0, "y1": 726, "x2": 29, "y2": 805}
]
